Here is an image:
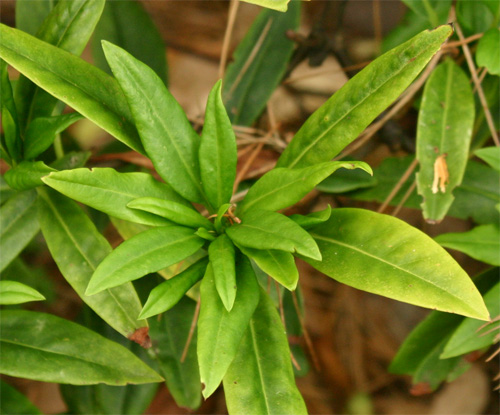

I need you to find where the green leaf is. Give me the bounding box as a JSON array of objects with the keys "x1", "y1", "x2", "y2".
[
  {"x1": 289, "y1": 205, "x2": 332, "y2": 230},
  {"x1": 223, "y1": 1, "x2": 299, "y2": 125},
  {"x1": 316, "y1": 163, "x2": 377, "y2": 194},
  {"x1": 43, "y1": 168, "x2": 187, "y2": 227},
  {"x1": 0, "y1": 24, "x2": 145, "y2": 154},
  {"x1": 50, "y1": 150, "x2": 91, "y2": 171},
  {"x1": 128, "y1": 197, "x2": 213, "y2": 230},
  {"x1": 102, "y1": 41, "x2": 206, "y2": 205},
  {"x1": 37, "y1": 187, "x2": 148, "y2": 341},
  {"x1": 0, "y1": 310, "x2": 163, "y2": 385},
  {"x1": 239, "y1": 161, "x2": 371, "y2": 215},
  {"x1": 277, "y1": 25, "x2": 453, "y2": 169},
  {"x1": 416, "y1": 59, "x2": 475, "y2": 223},
  {"x1": 198, "y1": 256, "x2": 260, "y2": 399},
  {"x1": 435, "y1": 224, "x2": 500, "y2": 266},
  {"x1": 15, "y1": 0, "x2": 54, "y2": 35},
  {"x1": 24, "y1": 112, "x2": 83, "y2": 159},
  {"x1": 0, "y1": 379, "x2": 42, "y2": 415},
  {"x1": 91, "y1": 0, "x2": 167, "y2": 83},
  {"x1": 200, "y1": 80, "x2": 237, "y2": 208},
  {"x1": 306, "y1": 208, "x2": 489, "y2": 320},
  {"x1": 456, "y1": 0, "x2": 494, "y2": 36},
  {"x1": 226, "y1": 209, "x2": 321, "y2": 260},
  {"x1": 87, "y1": 226, "x2": 205, "y2": 295},
  {"x1": 4, "y1": 161, "x2": 56, "y2": 190},
  {"x1": 223, "y1": 288, "x2": 307, "y2": 415},
  {"x1": 475, "y1": 146, "x2": 500, "y2": 171},
  {"x1": 0, "y1": 189, "x2": 39, "y2": 272},
  {"x1": 240, "y1": 0, "x2": 290, "y2": 12},
  {"x1": 401, "y1": 0, "x2": 440, "y2": 26},
  {"x1": 1, "y1": 59, "x2": 21, "y2": 163},
  {"x1": 139, "y1": 257, "x2": 208, "y2": 320},
  {"x1": 476, "y1": 28, "x2": 500, "y2": 75},
  {"x1": 208, "y1": 234, "x2": 237, "y2": 311},
  {"x1": 0, "y1": 280, "x2": 45, "y2": 305}
]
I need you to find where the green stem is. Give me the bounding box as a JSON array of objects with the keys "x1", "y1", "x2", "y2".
[{"x1": 53, "y1": 134, "x2": 64, "y2": 159}]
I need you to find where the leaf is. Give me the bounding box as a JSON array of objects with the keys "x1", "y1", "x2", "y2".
[
  {"x1": 43, "y1": 168, "x2": 187, "y2": 227},
  {"x1": 0, "y1": 24, "x2": 144, "y2": 154},
  {"x1": 208, "y1": 234, "x2": 237, "y2": 311},
  {"x1": 200, "y1": 80, "x2": 237, "y2": 208},
  {"x1": 1, "y1": 59, "x2": 21, "y2": 163},
  {"x1": 456, "y1": 0, "x2": 494, "y2": 36},
  {"x1": 226, "y1": 209, "x2": 321, "y2": 260},
  {"x1": 102, "y1": 41, "x2": 206, "y2": 205},
  {"x1": 24, "y1": 112, "x2": 83, "y2": 159},
  {"x1": 306, "y1": 208, "x2": 489, "y2": 320},
  {"x1": 0, "y1": 310, "x2": 163, "y2": 385},
  {"x1": 289, "y1": 205, "x2": 332, "y2": 230},
  {"x1": 475, "y1": 146, "x2": 500, "y2": 171},
  {"x1": 240, "y1": 0, "x2": 290, "y2": 12},
  {"x1": 223, "y1": 1, "x2": 299, "y2": 125},
  {"x1": 277, "y1": 25, "x2": 453, "y2": 169},
  {"x1": 476, "y1": 28, "x2": 500, "y2": 75},
  {"x1": 37, "y1": 187, "x2": 148, "y2": 341},
  {"x1": 0, "y1": 189, "x2": 39, "y2": 272},
  {"x1": 91, "y1": 0, "x2": 167, "y2": 83},
  {"x1": 223, "y1": 288, "x2": 307, "y2": 415},
  {"x1": 139, "y1": 257, "x2": 208, "y2": 320},
  {"x1": 0, "y1": 379, "x2": 42, "y2": 415},
  {"x1": 416, "y1": 59, "x2": 475, "y2": 223},
  {"x1": 198, "y1": 257, "x2": 260, "y2": 399},
  {"x1": 316, "y1": 163, "x2": 377, "y2": 194},
  {"x1": 15, "y1": 0, "x2": 53, "y2": 35},
  {"x1": 128, "y1": 197, "x2": 213, "y2": 230},
  {"x1": 435, "y1": 224, "x2": 500, "y2": 266},
  {"x1": 87, "y1": 226, "x2": 205, "y2": 295},
  {"x1": 4, "y1": 161, "x2": 56, "y2": 190},
  {"x1": 401, "y1": 0, "x2": 440, "y2": 25},
  {"x1": 0, "y1": 280, "x2": 45, "y2": 305}
]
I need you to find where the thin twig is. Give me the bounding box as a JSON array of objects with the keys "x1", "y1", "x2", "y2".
[
  {"x1": 392, "y1": 180, "x2": 417, "y2": 217},
  {"x1": 292, "y1": 290, "x2": 320, "y2": 372},
  {"x1": 233, "y1": 141, "x2": 265, "y2": 193},
  {"x1": 486, "y1": 347, "x2": 500, "y2": 362},
  {"x1": 181, "y1": 297, "x2": 201, "y2": 363},
  {"x1": 219, "y1": 0, "x2": 240, "y2": 79},
  {"x1": 378, "y1": 158, "x2": 419, "y2": 213},
  {"x1": 443, "y1": 32, "x2": 483, "y2": 49},
  {"x1": 472, "y1": 66, "x2": 488, "y2": 94}
]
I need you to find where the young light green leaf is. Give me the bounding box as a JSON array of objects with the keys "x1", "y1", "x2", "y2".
[
  {"x1": 0, "y1": 24, "x2": 144, "y2": 154},
  {"x1": 4, "y1": 161, "x2": 56, "y2": 190},
  {"x1": 128, "y1": 197, "x2": 213, "y2": 230},
  {"x1": 475, "y1": 146, "x2": 500, "y2": 172},
  {"x1": 435, "y1": 224, "x2": 500, "y2": 266},
  {"x1": 277, "y1": 25, "x2": 453, "y2": 169},
  {"x1": 139, "y1": 257, "x2": 208, "y2": 320},
  {"x1": 0, "y1": 280, "x2": 45, "y2": 305},
  {"x1": 416, "y1": 59, "x2": 475, "y2": 223},
  {"x1": 306, "y1": 208, "x2": 489, "y2": 320},
  {"x1": 87, "y1": 226, "x2": 204, "y2": 295},
  {"x1": 15, "y1": 0, "x2": 53, "y2": 35},
  {"x1": 37, "y1": 187, "x2": 148, "y2": 342},
  {"x1": 226, "y1": 209, "x2": 321, "y2": 260},
  {"x1": 208, "y1": 234, "x2": 237, "y2": 311},
  {"x1": 240, "y1": 0, "x2": 290, "y2": 12},
  {"x1": 0, "y1": 190, "x2": 39, "y2": 272},
  {"x1": 43, "y1": 168, "x2": 187, "y2": 227},
  {"x1": 198, "y1": 257, "x2": 260, "y2": 399},
  {"x1": 289, "y1": 205, "x2": 332, "y2": 230},
  {"x1": 200, "y1": 80, "x2": 237, "y2": 209},
  {"x1": 1, "y1": 379, "x2": 42, "y2": 415},
  {"x1": 223, "y1": 288, "x2": 308, "y2": 414},
  {"x1": 196, "y1": 227, "x2": 217, "y2": 241},
  {"x1": 0, "y1": 310, "x2": 163, "y2": 385},
  {"x1": 102, "y1": 41, "x2": 207, "y2": 205},
  {"x1": 238, "y1": 161, "x2": 371, "y2": 214},
  {"x1": 476, "y1": 28, "x2": 500, "y2": 75},
  {"x1": 1, "y1": 59, "x2": 21, "y2": 163}
]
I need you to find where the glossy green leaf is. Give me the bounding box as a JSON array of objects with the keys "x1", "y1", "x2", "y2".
[
  {"x1": 102, "y1": 41, "x2": 206, "y2": 205},
  {"x1": 200, "y1": 80, "x2": 237, "y2": 208},
  {"x1": 277, "y1": 25, "x2": 453, "y2": 169},
  {"x1": 4, "y1": 161, "x2": 56, "y2": 190},
  {"x1": 0, "y1": 24, "x2": 144, "y2": 154},
  {"x1": 24, "y1": 112, "x2": 83, "y2": 159},
  {"x1": 239, "y1": 161, "x2": 371, "y2": 215},
  {"x1": 435, "y1": 224, "x2": 500, "y2": 266},
  {"x1": 0, "y1": 310, "x2": 162, "y2": 385},
  {"x1": 226, "y1": 209, "x2": 321, "y2": 260},
  {"x1": 198, "y1": 257, "x2": 260, "y2": 399},
  {"x1": 316, "y1": 163, "x2": 377, "y2": 194},
  {"x1": 87, "y1": 226, "x2": 204, "y2": 295},
  {"x1": 196, "y1": 227, "x2": 217, "y2": 241},
  {"x1": 306, "y1": 208, "x2": 489, "y2": 320},
  {"x1": 15, "y1": 0, "x2": 54, "y2": 35},
  {"x1": 37, "y1": 187, "x2": 147, "y2": 340},
  {"x1": 476, "y1": 28, "x2": 500, "y2": 75},
  {"x1": 0, "y1": 379, "x2": 42, "y2": 415},
  {"x1": 1, "y1": 59, "x2": 21, "y2": 163},
  {"x1": 475, "y1": 146, "x2": 500, "y2": 171},
  {"x1": 223, "y1": 288, "x2": 307, "y2": 414},
  {"x1": 0, "y1": 189, "x2": 39, "y2": 272},
  {"x1": 456, "y1": 0, "x2": 494, "y2": 36},
  {"x1": 128, "y1": 197, "x2": 213, "y2": 230},
  {"x1": 139, "y1": 257, "x2": 208, "y2": 320},
  {"x1": 289, "y1": 205, "x2": 332, "y2": 230},
  {"x1": 241, "y1": 0, "x2": 290, "y2": 12},
  {"x1": 223, "y1": 1, "x2": 300, "y2": 125},
  {"x1": 208, "y1": 234, "x2": 237, "y2": 311},
  {"x1": 92, "y1": 0, "x2": 167, "y2": 83},
  {"x1": 0, "y1": 280, "x2": 45, "y2": 305},
  {"x1": 43, "y1": 168, "x2": 187, "y2": 226},
  {"x1": 416, "y1": 59, "x2": 475, "y2": 223}
]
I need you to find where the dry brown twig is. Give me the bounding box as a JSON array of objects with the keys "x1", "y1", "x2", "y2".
[
  {"x1": 219, "y1": 0, "x2": 240, "y2": 79},
  {"x1": 378, "y1": 158, "x2": 419, "y2": 214}
]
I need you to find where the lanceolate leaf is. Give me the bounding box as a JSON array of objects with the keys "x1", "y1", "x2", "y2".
[
  {"x1": 476, "y1": 28, "x2": 500, "y2": 75},
  {"x1": 0, "y1": 280, "x2": 45, "y2": 305},
  {"x1": 1, "y1": 379, "x2": 42, "y2": 415},
  {"x1": 208, "y1": 234, "x2": 237, "y2": 311},
  {"x1": 37, "y1": 187, "x2": 148, "y2": 341},
  {"x1": 416, "y1": 58, "x2": 475, "y2": 223},
  {"x1": 289, "y1": 205, "x2": 332, "y2": 230},
  {"x1": 87, "y1": 226, "x2": 205, "y2": 295},
  {"x1": 1, "y1": 59, "x2": 21, "y2": 163},
  {"x1": 223, "y1": 288, "x2": 307, "y2": 415},
  {"x1": 15, "y1": 0, "x2": 53, "y2": 35},
  {"x1": 0, "y1": 24, "x2": 144, "y2": 154},
  {"x1": 0, "y1": 310, "x2": 163, "y2": 385},
  {"x1": 200, "y1": 80, "x2": 237, "y2": 209},
  {"x1": 240, "y1": 0, "x2": 290, "y2": 12},
  {"x1": 4, "y1": 161, "x2": 56, "y2": 190},
  {"x1": 277, "y1": 25, "x2": 453, "y2": 169},
  {"x1": 102, "y1": 41, "x2": 207, "y2": 205},
  {"x1": 198, "y1": 257, "x2": 260, "y2": 399},
  {"x1": 475, "y1": 146, "x2": 500, "y2": 172},
  {"x1": 306, "y1": 208, "x2": 489, "y2": 320}
]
